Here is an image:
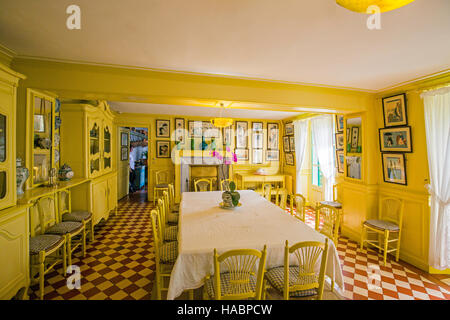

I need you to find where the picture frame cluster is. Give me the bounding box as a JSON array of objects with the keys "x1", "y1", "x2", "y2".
[
  {"x1": 335, "y1": 115, "x2": 345, "y2": 173},
  {"x1": 283, "y1": 122, "x2": 295, "y2": 166}
]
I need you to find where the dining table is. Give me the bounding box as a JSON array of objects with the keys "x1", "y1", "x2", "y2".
[{"x1": 166, "y1": 190, "x2": 344, "y2": 300}]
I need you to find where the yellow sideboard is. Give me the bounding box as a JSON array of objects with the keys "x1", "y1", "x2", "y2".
[{"x1": 234, "y1": 173, "x2": 290, "y2": 193}]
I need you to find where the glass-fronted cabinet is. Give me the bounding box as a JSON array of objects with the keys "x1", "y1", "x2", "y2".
[
  {"x1": 103, "y1": 124, "x2": 112, "y2": 171},
  {"x1": 0, "y1": 114, "x2": 6, "y2": 200},
  {"x1": 345, "y1": 115, "x2": 363, "y2": 181},
  {"x1": 89, "y1": 120, "x2": 100, "y2": 177},
  {"x1": 27, "y1": 89, "x2": 56, "y2": 188}
]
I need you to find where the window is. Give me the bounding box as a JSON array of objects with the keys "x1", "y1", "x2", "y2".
[{"x1": 311, "y1": 139, "x2": 322, "y2": 187}]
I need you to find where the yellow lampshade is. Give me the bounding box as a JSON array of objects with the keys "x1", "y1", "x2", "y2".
[
  {"x1": 211, "y1": 118, "x2": 233, "y2": 128},
  {"x1": 336, "y1": 0, "x2": 415, "y2": 13}
]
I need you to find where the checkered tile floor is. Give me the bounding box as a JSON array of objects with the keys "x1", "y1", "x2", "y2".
[{"x1": 29, "y1": 195, "x2": 450, "y2": 300}]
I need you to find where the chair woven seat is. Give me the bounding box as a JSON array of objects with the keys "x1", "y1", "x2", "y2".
[
  {"x1": 160, "y1": 241, "x2": 178, "y2": 264},
  {"x1": 265, "y1": 266, "x2": 318, "y2": 297},
  {"x1": 204, "y1": 272, "x2": 257, "y2": 299},
  {"x1": 320, "y1": 201, "x2": 342, "y2": 209},
  {"x1": 155, "y1": 184, "x2": 169, "y2": 188},
  {"x1": 29, "y1": 235, "x2": 64, "y2": 255},
  {"x1": 164, "y1": 226, "x2": 178, "y2": 242},
  {"x1": 46, "y1": 221, "x2": 83, "y2": 235},
  {"x1": 168, "y1": 212, "x2": 179, "y2": 224},
  {"x1": 62, "y1": 211, "x2": 92, "y2": 222},
  {"x1": 363, "y1": 219, "x2": 400, "y2": 231}
]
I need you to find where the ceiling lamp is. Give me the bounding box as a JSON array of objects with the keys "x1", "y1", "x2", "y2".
[
  {"x1": 211, "y1": 102, "x2": 233, "y2": 128},
  {"x1": 336, "y1": 0, "x2": 415, "y2": 13}
]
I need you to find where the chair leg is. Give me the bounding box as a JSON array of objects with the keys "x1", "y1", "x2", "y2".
[
  {"x1": 156, "y1": 273, "x2": 161, "y2": 300},
  {"x1": 91, "y1": 220, "x2": 95, "y2": 242},
  {"x1": 39, "y1": 252, "x2": 45, "y2": 300},
  {"x1": 67, "y1": 234, "x2": 72, "y2": 267},
  {"x1": 62, "y1": 240, "x2": 67, "y2": 276},
  {"x1": 383, "y1": 230, "x2": 389, "y2": 266},
  {"x1": 82, "y1": 225, "x2": 87, "y2": 257},
  {"x1": 360, "y1": 224, "x2": 365, "y2": 251}
]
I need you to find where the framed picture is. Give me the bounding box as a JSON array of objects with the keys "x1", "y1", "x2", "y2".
[
  {"x1": 267, "y1": 123, "x2": 279, "y2": 150},
  {"x1": 121, "y1": 132, "x2": 129, "y2": 146},
  {"x1": 266, "y1": 150, "x2": 279, "y2": 161},
  {"x1": 285, "y1": 152, "x2": 295, "y2": 166},
  {"x1": 188, "y1": 120, "x2": 203, "y2": 137},
  {"x1": 382, "y1": 153, "x2": 407, "y2": 185},
  {"x1": 335, "y1": 133, "x2": 344, "y2": 150},
  {"x1": 285, "y1": 122, "x2": 294, "y2": 136},
  {"x1": 252, "y1": 122, "x2": 263, "y2": 132},
  {"x1": 34, "y1": 114, "x2": 46, "y2": 133},
  {"x1": 351, "y1": 127, "x2": 359, "y2": 149},
  {"x1": 336, "y1": 150, "x2": 344, "y2": 173},
  {"x1": 379, "y1": 126, "x2": 412, "y2": 153},
  {"x1": 252, "y1": 149, "x2": 263, "y2": 164},
  {"x1": 175, "y1": 118, "x2": 185, "y2": 143},
  {"x1": 346, "y1": 128, "x2": 351, "y2": 143},
  {"x1": 289, "y1": 136, "x2": 295, "y2": 152},
  {"x1": 223, "y1": 127, "x2": 232, "y2": 146},
  {"x1": 235, "y1": 148, "x2": 249, "y2": 161},
  {"x1": 382, "y1": 93, "x2": 408, "y2": 127},
  {"x1": 283, "y1": 136, "x2": 290, "y2": 152},
  {"x1": 335, "y1": 115, "x2": 344, "y2": 133},
  {"x1": 121, "y1": 146, "x2": 128, "y2": 161},
  {"x1": 235, "y1": 121, "x2": 248, "y2": 148},
  {"x1": 156, "y1": 119, "x2": 170, "y2": 138},
  {"x1": 156, "y1": 140, "x2": 170, "y2": 158},
  {"x1": 252, "y1": 132, "x2": 263, "y2": 149},
  {"x1": 202, "y1": 121, "x2": 220, "y2": 138}
]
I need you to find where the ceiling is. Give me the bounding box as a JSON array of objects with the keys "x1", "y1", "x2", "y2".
[
  {"x1": 0, "y1": 0, "x2": 448, "y2": 91},
  {"x1": 109, "y1": 101, "x2": 302, "y2": 120}
]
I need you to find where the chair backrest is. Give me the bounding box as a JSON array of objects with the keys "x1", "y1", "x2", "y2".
[
  {"x1": 379, "y1": 196, "x2": 404, "y2": 226},
  {"x1": 275, "y1": 188, "x2": 288, "y2": 210},
  {"x1": 37, "y1": 195, "x2": 59, "y2": 234},
  {"x1": 284, "y1": 239, "x2": 329, "y2": 300},
  {"x1": 163, "y1": 190, "x2": 171, "y2": 213},
  {"x1": 213, "y1": 246, "x2": 267, "y2": 300},
  {"x1": 315, "y1": 204, "x2": 340, "y2": 244},
  {"x1": 262, "y1": 183, "x2": 272, "y2": 201},
  {"x1": 194, "y1": 178, "x2": 213, "y2": 192},
  {"x1": 290, "y1": 193, "x2": 306, "y2": 222},
  {"x1": 333, "y1": 184, "x2": 339, "y2": 203},
  {"x1": 220, "y1": 179, "x2": 232, "y2": 191},
  {"x1": 58, "y1": 189, "x2": 71, "y2": 217},
  {"x1": 149, "y1": 209, "x2": 163, "y2": 269},
  {"x1": 168, "y1": 183, "x2": 176, "y2": 208},
  {"x1": 155, "y1": 170, "x2": 170, "y2": 185},
  {"x1": 157, "y1": 198, "x2": 166, "y2": 231}
]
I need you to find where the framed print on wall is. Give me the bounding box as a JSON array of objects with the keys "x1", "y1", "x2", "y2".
[
  {"x1": 266, "y1": 150, "x2": 279, "y2": 161},
  {"x1": 379, "y1": 126, "x2": 412, "y2": 153},
  {"x1": 335, "y1": 133, "x2": 344, "y2": 150},
  {"x1": 283, "y1": 136, "x2": 290, "y2": 152},
  {"x1": 382, "y1": 93, "x2": 408, "y2": 127},
  {"x1": 188, "y1": 120, "x2": 203, "y2": 137},
  {"x1": 121, "y1": 132, "x2": 129, "y2": 146},
  {"x1": 175, "y1": 118, "x2": 185, "y2": 144},
  {"x1": 235, "y1": 121, "x2": 248, "y2": 148},
  {"x1": 351, "y1": 127, "x2": 359, "y2": 150},
  {"x1": 156, "y1": 140, "x2": 171, "y2": 158},
  {"x1": 289, "y1": 136, "x2": 295, "y2": 152},
  {"x1": 346, "y1": 128, "x2": 351, "y2": 143},
  {"x1": 336, "y1": 115, "x2": 344, "y2": 133},
  {"x1": 235, "y1": 148, "x2": 249, "y2": 161},
  {"x1": 156, "y1": 119, "x2": 170, "y2": 138},
  {"x1": 223, "y1": 127, "x2": 232, "y2": 146},
  {"x1": 285, "y1": 122, "x2": 294, "y2": 136},
  {"x1": 252, "y1": 122, "x2": 263, "y2": 132},
  {"x1": 382, "y1": 153, "x2": 407, "y2": 185},
  {"x1": 285, "y1": 152, "x2": 294, "y2": 166},
  {"x1": 336, "y1": 150, "x2": 344, "y2": 173},
  {"x1": 267, "y1": 123, "x2": 279, "y2": 150},
  {"x1": 252, "y1": 149, "x2": 263, "y2": 164},
  {"x1": 252, "y1": 131, "x2": 263, "y2": 149}
]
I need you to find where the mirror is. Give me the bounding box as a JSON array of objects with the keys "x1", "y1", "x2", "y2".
[{"x1": 346, "y1": 116, "x2": 362, "y2": 180}]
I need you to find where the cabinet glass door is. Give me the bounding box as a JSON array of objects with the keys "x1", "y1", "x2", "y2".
[
  {"x1": 103, "y1": 125, "x2": 111, "y2": 170},
  {"x1": 89, "y1": 122, "x2": 100, "y2": 175},
  {"x1": 0, "y1": 114, "x2": 6, "y2": 199}
]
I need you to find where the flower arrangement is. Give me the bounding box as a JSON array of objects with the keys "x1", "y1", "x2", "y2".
[{"x1": 210, "y1": 147, "x2": 240, "y2": 208}]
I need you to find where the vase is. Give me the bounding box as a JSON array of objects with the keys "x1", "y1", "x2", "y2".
[
  {"x1": 58, "y1": 163, "x2": 74, "y2": 181},
  {"x1": 16, "y1": 158, "x2": 29, "y2": 196}
]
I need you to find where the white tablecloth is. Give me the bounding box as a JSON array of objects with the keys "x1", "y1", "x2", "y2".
[{"x1": 166, "y1": 190, "x2": 344, "y2": 300}]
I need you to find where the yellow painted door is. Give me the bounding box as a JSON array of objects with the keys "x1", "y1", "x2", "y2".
[
  {"x1": 117, "y1": 128, "x2": 130, "y2": 200},
  {"x1": 92, "y1": 179, "x2": 108, "y2": 225},
  {"x1": 107, "y1": 174, "x2": 117, "y2": 213},
  {"x1": 0, "y1": 87, "x2": 14, "y2": 210}
]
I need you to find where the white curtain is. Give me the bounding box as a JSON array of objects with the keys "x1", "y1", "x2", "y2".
[
  {"x1": 293, "y1": 119, "x2": 308, "y2": 195},
  {"x1": 310, "y1": 115, "x2": 335, "y2": 201},
  {"x1": 421, "y1": 86, "x2": 450, "y2": 270}
]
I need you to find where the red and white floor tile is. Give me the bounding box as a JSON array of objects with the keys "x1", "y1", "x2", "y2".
[{"x1": 28, "y1": 194, "x2": 450, "y2": 300}]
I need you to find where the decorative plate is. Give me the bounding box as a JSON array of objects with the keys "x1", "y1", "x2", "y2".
[
  {"x1": 219, "y1": 202, "x2": 242, "y2": 210},
  {"x1": 54, "y1": 133, "x2": 60, "y2": 147}
]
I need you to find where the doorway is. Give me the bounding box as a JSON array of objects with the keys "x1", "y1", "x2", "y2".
[{"x1": 118, "y1": 127, "x2": 149, "y2": 201}]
